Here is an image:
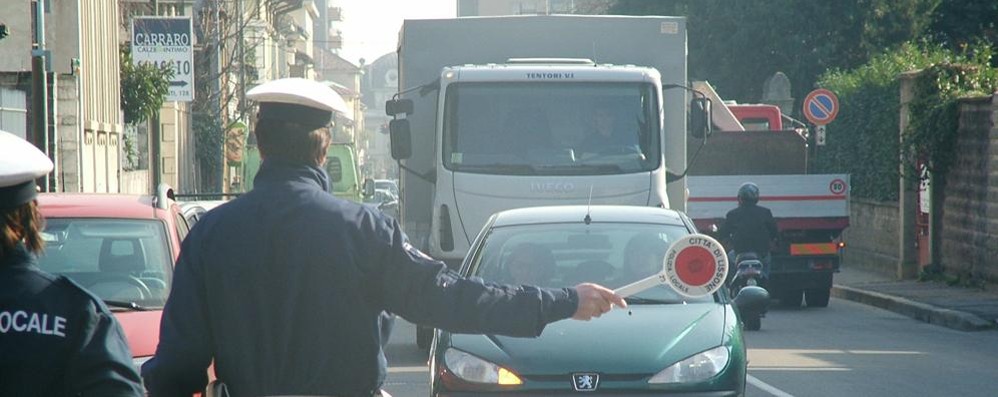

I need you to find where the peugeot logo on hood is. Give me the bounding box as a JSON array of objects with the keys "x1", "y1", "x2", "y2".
[{"x1": 572, "y1": 373, "x2": 599, "y2": 391}]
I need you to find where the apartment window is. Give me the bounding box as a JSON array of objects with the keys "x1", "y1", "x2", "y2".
[{"x1": 0, "y1": 87, "x2": 27, "y2": 139}]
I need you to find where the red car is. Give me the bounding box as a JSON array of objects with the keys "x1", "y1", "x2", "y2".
[{"x1": 35, "y1": 187, "x2": 189, "y2": 368}]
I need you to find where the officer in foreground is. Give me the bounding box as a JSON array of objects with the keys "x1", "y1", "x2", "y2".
[
  {"x1": 0, "y1": 130, "x2": 143, "y2": 396},
  {"x1": 717, "y1": 182, "x2": 778, "y2": 275},
  {"x1": 141, "y1": 78, "x2": 627, "y2": 397}
]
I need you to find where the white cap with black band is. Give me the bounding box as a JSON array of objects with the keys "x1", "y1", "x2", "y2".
[
  {"x1": 0, "y1": 130, "x2": 53, "y2": 209},
  {"x1": 246, "y1": 78, "x2": 353, "y2": 131}
]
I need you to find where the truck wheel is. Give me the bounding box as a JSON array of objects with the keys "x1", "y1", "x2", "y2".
[
  {"x1": 806, "y1": 288, "x2": 831, "y2": 308},
  {"x1": 779, "y1": 289, "x2": 803, "y2": 308},
  {"x1": 416, "y1": 326, "x2": 433, "y2": 350},
  {"x1": 744, "y1": 316, "x2": 761, "y2": 331}
]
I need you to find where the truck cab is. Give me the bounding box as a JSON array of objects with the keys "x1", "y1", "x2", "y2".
[{"x1": 417, "y1": 61, "x2": 670, "y2": 266}]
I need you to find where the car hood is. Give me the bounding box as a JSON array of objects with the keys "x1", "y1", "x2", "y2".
[
  {"x1": 450, "y1": 173, "x2": 653, "y2": 248},
  {"x1": 446, "y1": 302, "x2": 727, "y2": 376},
  {"x1": 112, "y1": 310, "x2": 162, "y2": 358}
]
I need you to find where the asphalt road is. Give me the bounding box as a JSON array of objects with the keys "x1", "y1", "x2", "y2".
[{"x1": 382, "y1": 298, "x2": 998, "y2": 397}]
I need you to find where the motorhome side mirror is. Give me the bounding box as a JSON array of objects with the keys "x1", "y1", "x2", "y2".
[
  {"x1": 385, "y1": 99, "x2": 414, "y2": 116},
  {"x1": 690, "y1": 97, "x2": 712, "y2": 139},
  {"x1": 362, "y1": 178, "x2": 376, "y2": 197},
  {"x1": 389, "y1": 119, "x2": 412, "y2": 160}
]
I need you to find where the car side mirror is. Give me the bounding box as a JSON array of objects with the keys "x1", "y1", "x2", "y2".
[
  {"x1": 385, "y1": 99, "x2": 413, "y2": 116},
  {"x1": 733, "y1": 286, "x2": 770, "y2": 314},
  {"x1": 690, "y1": 97, "x2": 712, "y2": 139},
  {"x1": 362, "y1": 178, "x2": 375, "y2": 197},
  {"x1": 390, "y1": 119, "x2": 412, "y2": 160}
]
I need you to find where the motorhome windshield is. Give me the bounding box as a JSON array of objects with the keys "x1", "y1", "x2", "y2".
[{"x1": 442, "y1": 82, "x2": 660, "y2": 175}]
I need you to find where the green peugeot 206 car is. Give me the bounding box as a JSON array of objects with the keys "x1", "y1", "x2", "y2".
[{"x1": 430, "y1": 205, "x2": 765, "y2": 396}]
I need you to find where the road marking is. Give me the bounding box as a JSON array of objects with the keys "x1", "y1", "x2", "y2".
[
  {"x1": 388, "y1": 366, "x2": 428, "y2": 373},
  {"x1": 747, "y1": 374, "x2": 796, "y2": 397},
  {"x1": 749, "y1": 367, "x2": 850, "y2": 371}
]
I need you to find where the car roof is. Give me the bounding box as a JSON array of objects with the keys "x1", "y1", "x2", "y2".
[
  {"x1": 492, "y1": 205, "x2": 687, "y2": 228},
  {"x1": 37, "y1": 193, "x2": 166, "y2": 220}
]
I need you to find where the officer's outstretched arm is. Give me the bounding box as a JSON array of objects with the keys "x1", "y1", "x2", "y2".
[
  {"x1": 141, "y1": 237, "x2": 213, "y2": 396},
  {"x1": 367, "y1": 216, "x2": 578, "y2": 338}
]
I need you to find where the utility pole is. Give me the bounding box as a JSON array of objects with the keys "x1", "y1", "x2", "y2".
[
  {"x1": 150, "y1": 0, "x2": 162, "y2": 191},
  {"x1": 31, "y1": 0, "x2": 49, "y2": 191}
]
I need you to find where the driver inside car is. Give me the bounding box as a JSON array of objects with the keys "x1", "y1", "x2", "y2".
[
  {"x1": 618, "y1": 233, "x2": 668, "y2": 284},
  {"x1": 505, "y1": 243, "x2": 556, "y2": 285},
  {"x1": 577, "y1": 106, "x2": 639, "y2": 156}
]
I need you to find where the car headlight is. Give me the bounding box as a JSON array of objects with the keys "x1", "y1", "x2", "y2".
[
  {"x1": 443, "y1": 348, "x2": 522, "y2": 385},
  {"x1": 648, "y1": 346, "x2": 729, "y2": 384}
]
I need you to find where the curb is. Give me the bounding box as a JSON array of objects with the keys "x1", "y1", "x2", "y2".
[{"x1": 831, "y1": 284, "x2": 996, "y2": 332}]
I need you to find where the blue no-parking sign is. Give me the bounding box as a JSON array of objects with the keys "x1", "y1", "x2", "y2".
[{"x1": 803, "y1": 88, "x2": 839, "y2": 126}]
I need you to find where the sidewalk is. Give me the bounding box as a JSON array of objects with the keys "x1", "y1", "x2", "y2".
[{"x1": 831, "y1": 266, "x2": 998, "y2": 331}]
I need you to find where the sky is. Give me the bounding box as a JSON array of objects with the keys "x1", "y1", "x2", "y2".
[{"x1": 335, "y1": 0, "x2": 457, "y2": 66}]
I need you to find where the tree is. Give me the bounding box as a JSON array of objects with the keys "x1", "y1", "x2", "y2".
[
  {"x1": 929, "y1": 0, "x2": 998, "y2": 65},
  {"x1": 611, "y1": 0, "x2": 940, "y2": 115},
  {"x1": 189, "y1": 0, "x2": 298, "y2": 192},
  {"x1": 119, "y1": 44, "x2": 173, "y2": 170},
  {"x1": 119, "y1": 44, "x2": 173, "y2": 126}
]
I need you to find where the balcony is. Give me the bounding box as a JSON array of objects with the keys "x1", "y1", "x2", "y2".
[
  {"x1": 328, "y1": 6, "x2": 343, "y2": 21},
  {"x1": 327, "y1": 30, "x2": 343, "y2": 50}
]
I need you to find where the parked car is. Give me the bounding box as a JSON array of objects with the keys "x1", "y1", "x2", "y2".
[
  {"x1": 179, "y1": 199, "x2": 228, "y2": 226},
  {"x1": 374, "y1": 179, "x2": 399, "y2": 199},
  {"x1": 35, "y1": 186, "x2": 187, "y2": 370},
  {"x1": 364, "y1": 188, "x2": 400, "y2": 220},
  {"x1": 430, "y1": 205, "x2": 764, "y2": 396}
]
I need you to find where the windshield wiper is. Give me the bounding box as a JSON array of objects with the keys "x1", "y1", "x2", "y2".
[
  {"x1": 538, "y1": 164, "x2": 623, "y2": 174},
  {"x1": 456, "y1": 163, "x2": 537, "y2": 175},
  {"x1": 624, "y1": 297, "x2": 678, "y2": 305},
  {"x1": 103, "y1": 300, "x2": 153, "y2": 311}
]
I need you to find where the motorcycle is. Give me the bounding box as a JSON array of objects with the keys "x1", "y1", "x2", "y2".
[{"x1": 728, "y1": 252, "x2": 770, "y2": 331}]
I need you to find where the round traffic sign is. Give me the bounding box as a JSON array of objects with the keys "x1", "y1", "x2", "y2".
[
  {"x1": 829, "y1": 178, "x2": 847, "y2": 195},
  {"x1": 803, "y1": 88, "x2": 839, "y2": 126},
  {"x1": 664, "y1": 234, "x2": 729, "y2": 297}
]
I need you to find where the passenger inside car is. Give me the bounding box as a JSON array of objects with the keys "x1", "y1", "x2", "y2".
[
  {"x1": 619, "y1": 233, "x2": 669, "y2": 284},
  {"x1": 569, "y1": 260, "x2": 616, "y2": 285},
  {"x1": 504, "y1": 243, "x2": 556, "y2": 285}
]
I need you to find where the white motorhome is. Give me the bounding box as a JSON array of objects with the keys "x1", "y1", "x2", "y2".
[{"x1": 388, "y1": 16, "x2": 705, "y2": 274}]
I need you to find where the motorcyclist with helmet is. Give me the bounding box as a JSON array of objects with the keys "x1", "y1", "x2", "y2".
[{"x1": 716, "y1": 182, "x2": 778, "y2": 277}]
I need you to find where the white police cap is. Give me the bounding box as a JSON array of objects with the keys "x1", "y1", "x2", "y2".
[
  {"x1": 246, "y1": 78, "x2": 352, "y2": 129},
  {"x1": 0, "y1": 130, "x2": 53, "y2": 208}
]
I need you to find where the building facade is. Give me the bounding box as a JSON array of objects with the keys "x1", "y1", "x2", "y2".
[
  {"x1": 360, "y1": 52, "x2": 397, "y2": 180},
  {"x1": 1, "y1": 0, "x2": 126, "y2": 193}
]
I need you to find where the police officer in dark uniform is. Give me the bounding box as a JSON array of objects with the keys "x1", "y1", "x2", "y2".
[
  {"x1": 141, "y1": 78, "x2": 625, "y2": 397},
  {"x1": 0, "y1": 130, "x2": 144, "y2": 396},
  {"x1": 717, "y1": 182, "x2": 779, "y2": 276}
]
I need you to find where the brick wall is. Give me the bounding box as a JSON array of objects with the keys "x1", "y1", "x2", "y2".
[
  {"x1": 843, "y1": 199, "x2": 900, "y2": 276},
  {"x1": 939, "y1": 95, "x2": 998, "y2": 282}
]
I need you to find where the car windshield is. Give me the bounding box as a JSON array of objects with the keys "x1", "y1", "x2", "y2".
[
  {"x1": 442, "y1": 82, "x2": 661, "y2": 175},
  {"x1": 36, "y1": 218, "x2": 173, "y2": 308},
  {"x1": 468, "y1": 222, "x2": 714, "y2": 303}
]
